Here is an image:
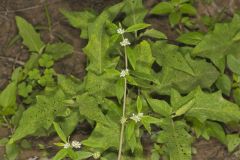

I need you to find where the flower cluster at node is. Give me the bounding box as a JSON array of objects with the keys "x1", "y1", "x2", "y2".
[
  {"x1": 117, "y1": 28, "x2": 125, "y2": 34},
  {"x1": 130, "y1": 113, "x2": 144, "y2": 123},
  {"x1": 92, "y1": 152, "x2": 101, "y2": 159},
  {"x1": 120, "y1": 38, "x2": 131, "y2": 46},
  {"x1": 120, "y1": 69, "x2": 129, "y2": 78},
  {"x1": 63, "y1": 140, "x2": 81, "y2": 149},
  {"x1": 120, "y1": 116, "x2": 127, "y2": 124},
  {"x1": 64, "y1": 142, "x2": 71, "y2": 149}
]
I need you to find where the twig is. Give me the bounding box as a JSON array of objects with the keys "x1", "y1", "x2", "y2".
[
  {"x1": 0, "y1": 0, "x2": 62, "y2": 14},
  {"x1": 0, "y1": 55, "x2": 25, "y2": 66}
]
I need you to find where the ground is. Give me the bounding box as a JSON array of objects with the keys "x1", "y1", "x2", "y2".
[{"x1": 0, "y1": 0, "x2": 240, "y2": 159}]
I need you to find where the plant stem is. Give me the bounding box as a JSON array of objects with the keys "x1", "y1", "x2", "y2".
[{"x1": 117, "y1": 36, "x2": 128, "y2": 160}]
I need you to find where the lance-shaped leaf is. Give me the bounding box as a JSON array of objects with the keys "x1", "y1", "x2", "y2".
[
  {"x1": 156, "y1": 119, "x2": 192, "y2": 160},
  {"x1": 16, "y1": 16, "x2": 44, "y2": 53},
  {"x1": 9, "y1": 90, "x2": 66, "y2": 144},
  {"x1": 122, "y1": 0, "x2": 147, "y2": 27},
  {"x1": 61, "y1": 10, "x2": 96, "y2": 39},
  {"x1": 83, "y1": 3, "x2": 124, "y2": 74},
  {"x1": 192, "y1": 14, "x2": 240, "y2": 72}
]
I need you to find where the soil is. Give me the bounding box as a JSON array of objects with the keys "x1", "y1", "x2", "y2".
[{"x1": 0, "y1": 0, "x2": 240, "y2": 160}]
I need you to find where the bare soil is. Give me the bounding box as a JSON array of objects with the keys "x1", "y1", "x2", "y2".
[{"x1": 0, "y1": 0, "x2": 240, "y2": 159}]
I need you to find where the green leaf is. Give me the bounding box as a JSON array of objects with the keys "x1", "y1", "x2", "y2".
[
  {"x1": 125, "y1": 23, "x2": 150, "y2": 32},
  {"x1": 125, "y1": 121, "x2": 137, "y2": 152},
  {"x1": 176, "y1": 32, "x2": 204, "y2": 45},
  {"x1": 137, "y1": 96, "x2": 142, "y2": 113},
  {"x1": 75, "y1": 151, "x2": 93, "y2": 159},
  {"x1": 18, "y1": 82, "x2": 32, "y2": 98},
  {"x1": 76, "y1": 94, "x2": 109, "y2": 125},
  {"x1": 9, "y1": 90, "x2": 66, "y2": 143},
  {"x1": 84, "y1": 69, "x2": 119, "y2": 97},
  {"x1": 140, "y1": 29, "x2": 167, "y2": 40},
  {"x1": 11, "y1": 67, "x2": 24, "y2": 83},
  {"x1": 156, "y1": 54, "x2": 219, "y2": 94},
  {"x1": 45, "y1": 43, "x2": 73, "y2": 60},
  {"x1": 126, "y1": 47, "x2": 137, "y2": 70},
  {"x1": 169, "y1": 11, "x2": 181, "y2": 27},
  {"x1": 141, "y1": 116, "x2": 163, "y2": 133},
  {"x1": 15, "y1": 16, "x2": 44, "y2": 53},
  {"x1": 179, "y1": 4, "x2": 197, "y2": 15},
  {"x1": 5, "y1": 143, "x2": 20, "y2": 160},
  {"x1": 0, "y1": 82, "x2": 17, "y2": 115},
  {"x1": 38, "y1": 54, "x2": 54, "y2": 68},
  {"x1": 233, "y1": 88, "x2": 240, "y2": 105},
  {"x1": 116, "y1": 78, "x2": 124, "y2": 103},
  {"x1": 53, "y1": 122, "x2": 67, "y2": 143},
  {"x1": 216, "y1": 74, "x2": 232, "y2": 96},
  {"x1": 123, "y1": 0, "x2": 147, "y2": 26},
  {"x1": 28, "y1": 69, "x2": 41, "y2": 80},
  {"x1": 150, "y1": 2, "x2": 173, "y2": 15},
  {"x1": 52, "y1": 149, "x2": 68, "y2": 160},
  {"x1": 152, "y1": 41, "x2": 194, "y2": 75},
  {"x1": 60, "y1": 112, "x2": 79, "y2": 137},
  {"x1": 174, "y1": 98, "x2": 194, "y2": 117},
  {"x1": 193, "y1": 14, "x2": 240, "y2": 72},
  {"x1": 192, "y1": 120, "x2": 226, "y2": 143},
  {"x1": 61, "y1": 10, "x2": 96, "y2": 39},
  {"x1": 157, "y1": 119, "x2": 192, "y2": 160},
  {"x1": 226, "y1": 134, "x2": 240, "y2": 152},
  {"x1": 147, "y1": 98, "x2": 172, "y2": 117},
  {"x1": 227, "y1": 54, "x2": 240, "y2": 75},
  {"x1": 57, "y1": 75, "x2": 83, "y2": 96},
  {"x1": 185, "y1": 88, "x2": 240, "y2": 123},
  {"x1": 134, "y1": 41, "x2": 154, "y2": 74},
  {"x1": 82, "y1": 121, "x2": 119, "y2": 150},
  {"x1": 83, "y1": 3, "x2": 123, "y2": 74}
]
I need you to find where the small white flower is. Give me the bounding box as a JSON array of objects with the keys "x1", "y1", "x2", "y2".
[
  {"x1": 71, "y1": 140, "x2": 81, "y2": 149},
  {"x1": 63, "y1": 142, "x2": 71, "y2": 149},
  {"x1": 117, "y1": 28, "x2": 125, "y2": 34},
  {"x1": 120, "y1": 69, "x2": 129, "y2": 78},
  {"x1": 120, "y1": 38, "x2": 131, "y2": 46},
  {"x1": 130, "y1": 113, "x2": 144, "y2": 123},
  {"x1": 92, "y1": 152, "x2": 101, "y2": 159}
]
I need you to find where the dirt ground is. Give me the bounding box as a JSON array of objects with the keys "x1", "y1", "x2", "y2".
[{"x1": 0, "y1": 0, "x2": 240, "y2": 159}]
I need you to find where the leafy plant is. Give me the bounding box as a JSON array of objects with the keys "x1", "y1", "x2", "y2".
[
  {"x1": 150, "y1": 0, "x2": 197, "y2": 27},
  {"x1": 1, "y1": 0, "x2": 240, "y2": 160}
]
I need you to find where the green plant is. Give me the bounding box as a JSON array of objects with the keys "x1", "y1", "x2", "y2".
[
  {"x1": 1, "y1": 0, "x2": 240, "y2": 160},
  {"x1": 150, "y1": 0, "x2": 197, "y2": 27}
]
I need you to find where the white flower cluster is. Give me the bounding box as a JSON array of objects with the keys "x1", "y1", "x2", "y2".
[
  {"x1": 130, "y1": 113, "x2": 144, "y2": 123},
  {"x1": 92, "y1": 152, "x2": 101, "y2": 159},
  {"x1": 120, "y1": 38, "x2": 131, "y2": 46},
  {"x1": 120, "y1": 69, "x2": 129, "y2": 78},
  {"x1": 117, "y1": 28, "x2": 125, "y2": 34},
  {"x1": 63, "y1": 140, "x2": 81, "y2": 149}
]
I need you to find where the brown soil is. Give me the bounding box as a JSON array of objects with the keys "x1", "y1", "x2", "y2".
[{"x1": 0, "y1": 0, "x2": 240, "y2": 160}]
